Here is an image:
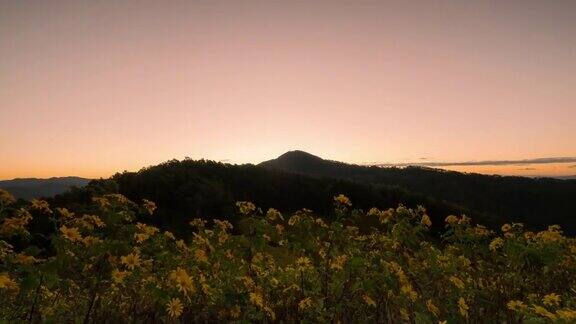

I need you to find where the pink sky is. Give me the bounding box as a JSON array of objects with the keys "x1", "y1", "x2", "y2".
[{"x1": 1, "y1": 1, "x2": 575, "y2": 179}]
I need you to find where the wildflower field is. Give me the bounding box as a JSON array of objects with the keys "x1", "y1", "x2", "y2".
[{"x1": 1, "y1": 189, "x2": 575, "y2": 323}]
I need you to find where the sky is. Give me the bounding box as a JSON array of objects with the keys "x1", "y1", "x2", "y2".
[{"x1": 1, "y1": 0, "x2": 575, "y2": 179}]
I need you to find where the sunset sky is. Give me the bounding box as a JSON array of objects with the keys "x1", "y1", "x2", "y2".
[{"x1": 1, "y1": 0, "x2": 575, "y2": 179}]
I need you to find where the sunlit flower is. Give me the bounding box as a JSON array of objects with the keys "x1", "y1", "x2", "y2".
[
  {"x1": 330, "y1": 255, "x2": 348, "y2": 271},
  {"x1": 333, "y1": 194, "x2": 352, "y2": 207},
  {"x1": 507, "y1": 300, "x2": 526, "y2": 311},
  {"x1": 556, "y1": 309, "x2": 576, "y2": 320},
  {"x1": 230, "y1": 305, "x2": 241, "y2": 318},
  {"x1": 14, "y1": 253, "x2": 38, "y2": 265},
  {"x1": 56, "y1": 208, "x2": 74, "y2": 220},
  {"x1": 445, "y1": 215, "x2": 459, "y2": 225},
  {"x1": 266, "y1": 208, "x2": 282, "y2": 221},
  {"x1": 543, "y1": 293, "x2": 561, "y2": 307},
  {"x1": 134, "y1": 233, "x2": 150, "y2": 244},
  {"x1": 60, "y1": 225, "x2": 82, "y2": 242},
  {"x1": 112, "y1": 269, "x2": 129, "y2": 284},
  {"x1": 249, "y1": 291, "x2": 264, "y2": 308},
  {"x1": 164, "y1": 231, "x2": 175, "y2": 240},
  {"x1": 288, "y1": 215, "x2": 300, "y2": 226},
  {"x1": 0, "y1": 273, "x2": 18, "y2": 290},
  {"x1": 421, "y1": 214, "x2": 432, "y2": 227},
  {"x1": 295, "y1": 256, "x2": 312, "y2": 271},
  {"x1": 120, "y1": 252, "x2": 141, "y2": 270},
  {"x1": 449, "y1": 276, "x2": 465, "y2": 289},
  {"x1": 489, "y1": 237, "x2": 504, "y2": 251},
  {"x1": 0, "y1": 189, "x2": 16, "y2": 206},
  {"x1": 533, "y1": 305, "x2": 556, "y2": 319},
  {"x1": 31, "y1": 199, "x2": 52, "y2": 214},
  {"x1": 236, "y1": 201, "x2": 256, "y2": 215},
  {"x1": 298, "y1": 297, "x2": 313, "y2": 310},
  {"x1": 166, "y1": 298, "x2": 183, "y2": 318},
  {"x1": 92, "y1": 197, "x2": 110, "y2": 210},
  {"x1": 169, "y1": 267, "x2": 195, "y2": 296}
]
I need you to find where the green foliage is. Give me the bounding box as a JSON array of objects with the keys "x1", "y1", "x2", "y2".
[{"x1": 1, "y1": 189, "x2": 576, "y2": 322}]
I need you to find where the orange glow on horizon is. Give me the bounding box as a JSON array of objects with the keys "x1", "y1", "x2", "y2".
[{"x1": 1, "y1": 1, "x2": 575, "y2": 180}]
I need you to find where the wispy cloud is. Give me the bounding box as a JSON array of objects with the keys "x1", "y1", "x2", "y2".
[
  {"x1": 370, "y1": 157, "x2": 576, "y2": 168},
  {"x1": 569, "y1": 165, "x2": 576, "y2": 169}
]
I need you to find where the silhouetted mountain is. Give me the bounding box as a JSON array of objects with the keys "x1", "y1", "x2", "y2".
[
  {"x1": 261, "y1": 151, "x2": 576, "y2": 232},
  {"x1": 51, "y1": 159, "x2": 476, "y2": 236},
  {"x1": 0, "y1": 177, "x2": 90, "y2": 199}
]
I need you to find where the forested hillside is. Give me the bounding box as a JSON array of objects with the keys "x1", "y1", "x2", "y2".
[
  {"x1": 52, "y1": 159, "x2": 475, "y2": 236},
  {"x1": 261, "y1": 151, "x2": 576, "y2": 233}
]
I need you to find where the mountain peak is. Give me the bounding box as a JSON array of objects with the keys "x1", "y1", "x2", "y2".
[{"x1": 276, "y1": 150, "x2": 323, "y2": 161}]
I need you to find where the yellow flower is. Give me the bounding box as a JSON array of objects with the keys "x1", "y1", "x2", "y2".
[
  {"x1": 556, "y1": 309, "x2": 576, "y2": 320},
  {"x1": 445, "y1": 215, "x2": 459, "y2": 225},
  {"x1": 266, "y1": 208, "x2": 282, "y2": 221},
  {"x1": 334, "y1": 194, "x2": 352, "y2": 207},
  {"x1": 0, "y1": 211, "x2": 32, "y2": 236},
  {"x1": 363, "y1": 294, "x2": 376, "y2": 307},
  {"x1": 164, "y1": 231, "x2": 175, "y2": 240},
  {"x1": 236, "y1": 201, "x2": 256, "y2": 215},
  {"x1": 507, "y1": 300, "x2": 526, "y2": 311},
  {"x1": 166, "y1": 298, "x2": 183, "y2": 318},
  {"x1": 295, "y1": 256, "x2": 312, "y2": 271},
  {"x1": 458, "y1": 297, "x2": 469, "y2": 317},
  {"x1": 427, "y1": 299, "x2": 440, "y2": 316},
  {"x1": 449, "y1": 276, "x2": 465, "y2": 289},
  {"x1": 112, "y1": 269, "x2": 129, "y2": 284},
  {"x1": 0, "y1": 189, "x2": 16, "y2": 205},
  {"x1": 421, "y1": 214, "x2": 432, "y2": 227},
  {"x1": 134, "y1": 233, "x2": 149, "y2": 244},
  {"x1": 489, "y1": 237, "x2": 504, "y2": 251},
  {"x1": 501, "y1": 223, "x2": 512, "y2": 232},
  {"x1": 230, "y1": 305, "x2": 241, "y2": 318},
  {"x1": 298, "y1": 297, "x2": 313, "y2": 310},
  {"x1": 194, "y1": 249, "x2": 209, "y2": 263},
  {"x1": 189, "y1": 218, "x2": 207, "y2": 228},
  {"x1": 249, "y1": 291, "x2": 265, "y2": 308},
  {"x1": 400, "y1": 308, "x2": 410, "y2": 321},
  {"x1": 0, "y1": 273, "x2": 18, "y2": 290},
  {"x1": 330, "y1": 255, "x2": 348, "y2": 271},
  {"x1": 401, "y1": 284, "x2": 418, "y2": 301},
  {"x1": 543, "y1": 293, "x2": 561, "y2": 307},
  {"x1": 60, "y1": 225, "x2": 82, "y2": 242},
  {"x1": 142, "y1": 199, "x2": 156, "y2": 215},
  {"x1": 288, "y1": 215, "x2": 301, "y2": 226},
  {"x1": 169, "y1": 267, "x2": 195, "y2": 296},
  {"x1": 120, "y1": 252, "x2": 141, "y2": 270},
  {"x1": 31, "y1": 199, "x2": 52, "y2": 214},
  {"x1": 56, "y1": 208, "x2": 74, "y2": 220},
  {"x1": 92, "y1": 197, "x2": 110, "y2": 210},
  {"x1": 533, "y1": 305, "x2": 556, "y2": 319},
  {"x1": 135, "y1": 223, "x2": 159, "y2": 236},
  {"x1": 176, "y1": 239, "x2": 188, "y2": 252},
  {"x1": 14, "y1": 253, "x2": 38, "y2": 265}
]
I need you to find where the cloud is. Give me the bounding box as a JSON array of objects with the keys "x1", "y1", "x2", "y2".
[
  {"x1": 371, "y1": 157, "x2": 576, "y2": 168},
  {"x1": 518, "y1": 167, "x2": 536, "y2": 171},
  {"x1": 569, "y1": 165, "x2": 576, "y2": 169}
]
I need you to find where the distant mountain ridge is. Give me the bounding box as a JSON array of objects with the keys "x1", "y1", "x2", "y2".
[
  {"x1": 260, "y1": 151, "x2": 576, "y2": 232},
  {"x1": 0, "y1": 177, "x2": 91, "y2": 199}
]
